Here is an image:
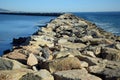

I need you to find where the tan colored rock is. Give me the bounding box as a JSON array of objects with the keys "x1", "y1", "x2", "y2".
[
  {"x1": 3, "y1": 49, "x2": 27, "y2": 64},
  {"x1": 31, "y1": 35, "x2": 54, "y2": 47},
  {"x1": 54, "y1": 49, "x2": 81, "y2": 59},
  {"x1": 53, "y1": 68, "x2": 102, "y2": 80},
  {"x1": 81, "y1": 35, "x2": 93, "y2": 41},
  {"x1": 42, "y1": 57, "x2": 81, "y2": 73},
  {"x1": 115, "y1": 43, "x2": 120, "y2": 50},
  {"x1": 89, "y1": 38, "x2": 113, "y2": 45},
  {"x1": 81, "y1": 61, "x2": 89, "y2": 68},
  {"x1": 0, "y1": 69, "x2": 33, "y2": 80},
  {"x1": 20, "y1": 69, "x2": 54, "y2": 80},
  {"x1": 58, "y1": 38, "x2": 68, "y2": 44},
  {"x1": 27, "y1": 53, "x2": 38, "y2": 66},
  {"x1": 60, "y1": 42, "x2": 86, "y2": 49},
  {"x1": 83, "y1": 51, "x2": 96, "y2": 58}
]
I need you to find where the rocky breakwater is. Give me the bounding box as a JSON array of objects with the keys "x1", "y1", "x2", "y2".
[{"x1": 1, "y1": 13, "x2": 120, "y2": 80}]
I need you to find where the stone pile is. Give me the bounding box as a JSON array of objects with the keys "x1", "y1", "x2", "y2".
[{"x1": 1, "y1": 14, "x2": 120, "y2": 80}]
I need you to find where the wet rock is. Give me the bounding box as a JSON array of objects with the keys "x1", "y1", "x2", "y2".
[
  {"x1": 53, "y1": 68, "x2": 102, "y2": 80},
  {"x1": 13, "y1": 37, "x2": 30, "y2": 46},
  {"x1": 41, "y1": 57, "x2": 81, "y2": 73}
]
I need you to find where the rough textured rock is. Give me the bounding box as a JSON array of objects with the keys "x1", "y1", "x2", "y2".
[
  {"x1": 41, "y1": 57, "x2": 81, "y2": 73},
  {"x1": 3, "y1": 49, "x2": 27, "y2": 64},
  {"x1": 53, "y1": 68, "x2": 102, "y2": 80},
  {"x1": 88, "y1": 60, "x2": 120, "y2": 80},
  {"x1": 0, "y1": 69, "x2": 33, "y2": 80},
  {"x1": 20, "y1": 69, "x2": 54, "y2": 80},
  {"x1": 77, "y1": 55, "x2": 120, "y2": 80},
  {"x1": 34, "y1": 69, "x2": 54, "y2": 80},
  {"x1": 101, "y1": 47, "x2": 120, "y2": 61},
  {"x1": 59, "y1": 42, "x2": 86, "y2": 49},
  {"x1": 53, "y1": 49, "x2": 81, "y2": 59},
  {"x1": 27, "y1": 53, "x2": 38, "y2": 66},
  {"x1": 0, "y1": 57, "x2": 27, "y2": 70}
]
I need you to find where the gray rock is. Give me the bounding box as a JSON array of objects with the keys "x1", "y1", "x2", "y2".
[
  {"x1": 0, "y1": 57, "x2": 27, "y2": 70},
  {"x1": 88, "y1": 60, "x2": 120, "y2": 80},
  {"x1": 77, "y1": 55, "x2": 120, "y2": 80},
  {"x1": 34, "y1": 69, "x2": 54, "y2": 80},
  {"x1": 41, "y1": 47, "x2": 51, "y2": 60},
  {"x1": 20, "y1": 73, "x2": 40, "y2": 80},
  {"x1": 101, "y1": 47, "x2": 120, "y2": 61},
  {"x1": 53, "y1": 68, "x2": 102, "y2": 80},
  {"x1": 0, "y1": 58, "x2": 13, "y2": 70}
]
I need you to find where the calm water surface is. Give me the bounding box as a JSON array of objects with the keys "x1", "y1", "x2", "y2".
[{"x1": 0, "y1": 14, "x2": 56, "y2": 55}]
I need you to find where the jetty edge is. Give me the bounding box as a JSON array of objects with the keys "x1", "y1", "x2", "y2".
[
  {"x1": 0, "y1": 11, "x2": 64, "y2": 16},
  {"x1": 1, "y1": 13, "x2": 120, "y2": 80}
]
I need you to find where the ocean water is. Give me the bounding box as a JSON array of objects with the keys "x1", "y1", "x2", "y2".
[
  {"x1": 73, "y1": 12, "x2": 120, "y2": 36},
  {"x1": 0, "y1": 14, "x2": 56, "y2": 55}
]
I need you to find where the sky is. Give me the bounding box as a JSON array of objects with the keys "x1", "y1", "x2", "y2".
[{"x1": 0, "y1": 0, "x2": 120, "y2": 12}]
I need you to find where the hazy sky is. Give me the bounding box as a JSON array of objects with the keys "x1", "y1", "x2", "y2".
[{"x1": 0, "y1": 0, "x2": 120, "y2": 12}]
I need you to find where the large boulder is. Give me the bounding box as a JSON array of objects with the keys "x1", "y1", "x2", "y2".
[
  {"x1": 53, "y1": 68, "x2": 102, "y2": 80},
  {"x1": 88, "y1": 60, "x2": 120, "y2": 80},
  {"x1": 20, "y1": 69, "x2": 54, "y2": 80},
  {"x1": 53, "y1": 49, "x2": 81, "y2": 59},
  {"x1": 77, "y1": 55, "x2": 120, "y2": 80},
  {"x1": 0, "y1": 57, "x2": 27, "y2": 70},
  {"x1": 30, "y1": 35, "x2": 54, "y2": 48},
  {"x1": 41, "y1": 57, "x2": 81, "y2": 73},
  {"x1": 59, "y1": 42, "x2": 86, "y2": 49},
  {"x1": 3, "y1": 49, "x2": 27, "y2": 64},
  {"x1": 101, "y1": 47, "x2": 120, "y2": 61},
  {"x1": 0, "y1": 69, "x2": 33, "y2": 80}
]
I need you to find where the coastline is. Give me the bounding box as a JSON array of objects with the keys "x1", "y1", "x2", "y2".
[
  {"x1": 0, "y1": 11, "x2": 64, "y2": 16},
  {"x1": 0, "y1": 14, "x2": 120, "y2": 80}
]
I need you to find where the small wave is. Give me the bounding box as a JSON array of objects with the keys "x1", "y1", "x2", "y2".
[{"x1": 95, "y1": 22, "x2": 120, "y2": 35}]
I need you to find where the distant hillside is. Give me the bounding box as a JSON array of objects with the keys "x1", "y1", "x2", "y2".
[{"x1": 0, "y1": 8, "x2": 9, "y2": 12}]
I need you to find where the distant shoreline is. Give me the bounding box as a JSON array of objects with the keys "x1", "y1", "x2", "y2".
[{"x1": 0, "y1": 11, "x2": 64, "y2": 16}]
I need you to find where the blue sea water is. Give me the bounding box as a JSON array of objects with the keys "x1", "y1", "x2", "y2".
[
  {"x1": 0, "y1": 14, "x2": 56, "y2": 55},
  {"x1": 73, "y1": 12, "x2": 120, "y2": 36}
]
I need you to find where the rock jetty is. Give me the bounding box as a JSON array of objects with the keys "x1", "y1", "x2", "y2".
[{"x1": 1, "y1": 14, "x2": 120, "y2": 80}]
